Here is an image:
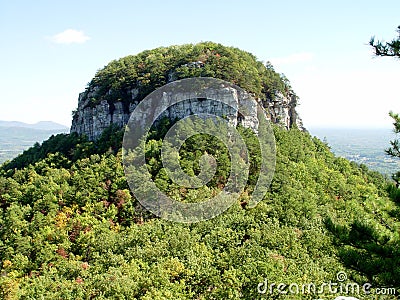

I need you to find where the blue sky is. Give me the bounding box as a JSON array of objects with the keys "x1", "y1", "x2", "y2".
[{"x1": 1, "y1": 0, "x2": 399, "y2": 128}]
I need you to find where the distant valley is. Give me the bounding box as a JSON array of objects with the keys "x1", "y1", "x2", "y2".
[
  {"x1": 309, "y1": 127, "x2": 399, "y2": 176},
  {"x1": 0, "y1": 121, "x2": 69, "y2": 164}
]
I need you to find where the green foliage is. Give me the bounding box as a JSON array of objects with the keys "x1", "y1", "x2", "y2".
[
  {"x1": 387, "y1": 183, "x2": 400, "y2": 204},
  {"x1": 0, "y1": 125, "x2": 399, "y2": 298},
  {"x1": 84, "y1": 42, "x2": 293, "y2": 110},
  {"x1": 385, "y1": 112, "x2": 400, "y2": 161},
  {"x1": 1, "y1": 133, "x2": 87, "y2": 172},
  {"x1": 370, "y1": 26, "x2": 400, "y2": 58},
  {"x1": 370, "y1": 27, "x2": 400, "y2": 194},
  {"x1": 1, "y1": 124, "x2": 124, "y2": 175}
]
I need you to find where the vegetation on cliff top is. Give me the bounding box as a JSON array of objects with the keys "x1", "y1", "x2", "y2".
[{"x1": 81, "y1": 42, "x2": 293, "y2": 111}]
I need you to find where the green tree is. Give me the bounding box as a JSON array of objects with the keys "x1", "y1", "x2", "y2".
[
  {"x1": 370, "y1": 25, "x2": 400, "y2": 58},
  {"x1": 370, "y1": 27, "x2": 400, "y2": 187},
  {"x1": 386, "y1": 111, "x2": 400, "y2": 187}
]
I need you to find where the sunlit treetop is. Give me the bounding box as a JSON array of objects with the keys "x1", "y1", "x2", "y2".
[{"x1": 84, "y1": 42, "x2": 293, "y2": 107}]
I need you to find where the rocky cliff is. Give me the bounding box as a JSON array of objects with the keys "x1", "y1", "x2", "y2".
[
  {"x1": 70, "y1": 43, "x2": 304, "y2": 140},
  {"x1": 71, "y1": 87, "x2": 303, "y2": 141}
]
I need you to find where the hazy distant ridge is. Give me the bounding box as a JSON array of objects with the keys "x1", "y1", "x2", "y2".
[
  {"x1": 0, "y1": 120, "x2": 68, "y2": 131},
  {"x1": 0, "y1": 120, "x2": 69, "y2": 164}
]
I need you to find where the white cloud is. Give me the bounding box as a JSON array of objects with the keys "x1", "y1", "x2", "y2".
[
  {"x1": 270, "y1": 52, "x2": 314, "y2": 66},
  {"x1": 50, "y1": 29, "x2": 90, "y2": 45}
]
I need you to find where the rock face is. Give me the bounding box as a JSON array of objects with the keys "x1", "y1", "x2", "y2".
[
  {"x1": 70, "y1": 93, "x2": 132, "y2": 141},
  {"x1": 70, "y1": 82, "x2": 304, "y2": 141},
  {"x1": 265, "y1": 91, "x2": 304, "y2": 130}
]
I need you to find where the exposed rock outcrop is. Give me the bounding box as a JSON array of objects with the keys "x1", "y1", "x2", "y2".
[
  {"x1": 265, "y1": 92, "x2": 304, "y2": 130},
  {"x1": 71, "y1": 83, "x2": 304, "y2": 141},
  {"x1": 70, "y1": 42, "x2": 305, "y2": 140}
]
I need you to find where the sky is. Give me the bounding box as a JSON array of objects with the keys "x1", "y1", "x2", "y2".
[{"x1": 1, "y1": 0, "x2": 399, "y2": 129}]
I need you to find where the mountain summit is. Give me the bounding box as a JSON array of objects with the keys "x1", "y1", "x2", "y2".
[{"x1": 70, "y1": 42, "x2": 303, "y2": 140}]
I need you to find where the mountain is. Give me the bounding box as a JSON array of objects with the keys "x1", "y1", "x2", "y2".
[
  {"x1": 0, "y1": 122, "x2": 69, "y2": 164},
  {"x1": 70, "y1": 42, "x2": 303, "y2": 140},
  {"x1": 0, "y1": 43, "x2": 399, "y2": 299},
  {"x1": 0, "y1": 120, "x2": 68, "y2": 131},
  {"x1": 0, "y1": 121, "x2": 28, "y2": 128}
]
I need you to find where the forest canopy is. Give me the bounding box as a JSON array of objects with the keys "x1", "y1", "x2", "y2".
[
  {"x1": 80, "y1": 42, "x2": 293, "y2": 111},
  {"x1": 0, "y1": 41, "x2": 399, "y2": 298},
  {"x1": 0, "y1": 125, "x2": 399, "y2": 299}
]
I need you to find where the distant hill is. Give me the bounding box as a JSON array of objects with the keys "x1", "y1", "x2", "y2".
[
  {"x1": 0, "y1": 120, "x2": 68, "y2": 131},
  {"x1": 0, "y1": 121, "x2": 69, "y2": 164}
]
